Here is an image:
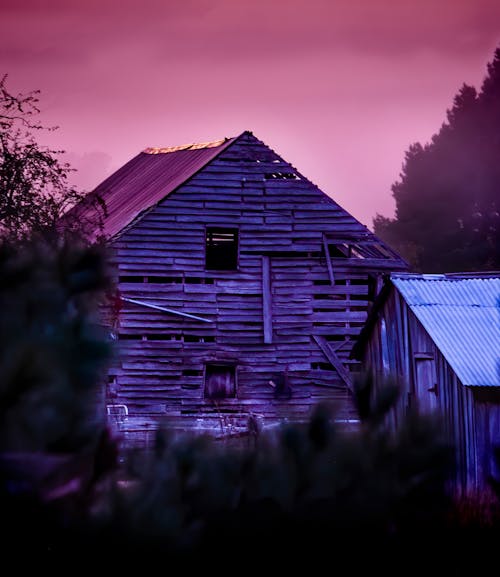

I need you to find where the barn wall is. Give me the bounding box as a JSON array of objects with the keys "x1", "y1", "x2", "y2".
[{"x1": 104, "y1": 132, "x2": 406, "y2": 442}]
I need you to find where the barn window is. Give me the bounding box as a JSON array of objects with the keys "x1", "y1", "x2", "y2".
[
  {"x1": 205, "y1": 227, "x2": 239, "y2": 270},
  {"x1": 324, "y1": 233, "x2": 395, "y2": 261},
  {"x1": 328, "y1": 242, "x2": 391, "y2": 259},
  {"x1": 204, "y1": 364, "x2": 236, "y2": 399}
]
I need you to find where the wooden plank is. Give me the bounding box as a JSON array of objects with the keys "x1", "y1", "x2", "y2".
[
  {"x1": 262, "y1": 256, "x2": 273, "y2": 344},
  {"x1": 122, "y1": 297, "x2": 214, "y2": 323},
  {"x1": 313, "y1": 335, "x2": 353, "y2": 391}
]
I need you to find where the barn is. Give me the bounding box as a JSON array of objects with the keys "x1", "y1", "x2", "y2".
[
  {"x1": 352, "y1": 272, "x2": 500, "y2": 492},
  {"x1": 71, "y1": 130, "x2": 407, "y2": 444}
]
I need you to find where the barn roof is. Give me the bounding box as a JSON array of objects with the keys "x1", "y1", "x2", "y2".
[
  {"x1": 392, "y1": 273, "x2": 500, "y2": 387},
  {"x1": 69, "y1": 135, "x2": 237, "y2": 239}
]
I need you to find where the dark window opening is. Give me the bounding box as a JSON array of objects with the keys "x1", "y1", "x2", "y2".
[
  {"x1": 264, "y1": 172, "x2": 299, "y2": 180},
  {"x1": 204, "y1": 364, "x2": 236, "y2": 399},
  {"x1": 148, "y1": 276, "x2": 182, "y2": 284},
  {"x1": 269, "y1": 372, "x2": 292, "y2": 399},
  {"x1": 206, "y1": 227, "x2": 238, "y2": 270},
  {"x1": 119, "y1": 276, "x2": 144, "y2": 283},
  {"x1": 183, "y1": 369, "x2": 203, "y2": 377},
  {"x1": 328, "y1": 241, "x2": 392, "y2": 260},
  {"x1": 349, "y1": 306, "x2": 367, "y2": 312},
  {"x1": 329, "y1": 243, "x2": 351, "y2": 258},
  {"x1": 118, "y1": 334, "x2": 142, "y2": 340},
  {"x1": 252, "y1": 250, "x2": 321, "y2": 258},
  {"x1": 311, "y1": 362, "x2": 336, "y2": 371},
  {"x1": 185, "y1": 277, "x2": 215, "y2": 284},
  {"x1": 313, "y1": 293, "x2": 345, "y2": 300},
  {"x1": 184, "y1": 335, "x2": 216, "y2": 343},
  {"x1": 351, "y1": 294, "x2": 368, "y2": 301}
]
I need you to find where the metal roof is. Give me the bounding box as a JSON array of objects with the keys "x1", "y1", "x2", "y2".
[
  {"x1": 69, "y1": 135, "x2": 237, "y2": 239},
  {"x1": 392, "y1": 273, "x2": 500, "y2": 387}
]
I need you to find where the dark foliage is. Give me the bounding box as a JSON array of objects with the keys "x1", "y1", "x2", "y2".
[
  {"x1": 0, "y1": 76, "x2": 102, "y2": 241},
  {"x1": 374, "y1": 48, "x2": 500, "y2": 272},
  {"x1": 0, "y1": 241, "x2": 498, "y2": 571},
  {"x1": 0, "y1": 238, "x2": 115, "y2": 566},
  {"x1": 0, "y1": 238, "x2": 113, "y2": 465},
  {"x1": 2, "y1": 375, "x2": 458, "y2": 568}
]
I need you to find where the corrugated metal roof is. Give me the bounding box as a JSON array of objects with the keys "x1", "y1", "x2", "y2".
[
  {"x1": 69, "y1": 135, "x2": 237, "y2": 239},
  {"x1": 392, "y1": 274, "x2": 500, "y2": 387}
]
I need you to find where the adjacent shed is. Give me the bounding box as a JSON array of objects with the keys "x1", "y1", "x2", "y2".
[
  {"x1": 353, "y1": 272, "x2": 500, "y2": 492},
  {"x1": 70, "y1": 131, "x2": 408, "y2": 443}
]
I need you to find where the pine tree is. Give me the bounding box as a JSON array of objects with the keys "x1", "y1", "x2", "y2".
[{"x1": 374, "y1": 48, "x2": 500, "y2": 272}]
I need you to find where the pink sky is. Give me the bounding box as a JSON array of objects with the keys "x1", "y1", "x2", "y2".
[{"x1": 1, "y1": 0, "x2": 500, "y2": 228}]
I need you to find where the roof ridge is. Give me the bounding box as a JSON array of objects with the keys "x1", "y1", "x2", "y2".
[
  {"x1": 391, "y1": 272, "x2": 500, "y2": 281},
  {"x1": 143, "y1": 137, "x2": 232, "y2": 155}
]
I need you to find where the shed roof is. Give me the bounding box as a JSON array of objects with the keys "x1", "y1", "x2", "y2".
[
  {"x1": 392, "y1": 273, "x2": 500, "y2": 387},
  {"x1": 68, "y1": 135, "x2": 237, "y2": 239}
]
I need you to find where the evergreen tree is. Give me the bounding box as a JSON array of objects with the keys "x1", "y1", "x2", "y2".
[{"x1": 374, "y1": 48, "x2": 500, "y2": 272}]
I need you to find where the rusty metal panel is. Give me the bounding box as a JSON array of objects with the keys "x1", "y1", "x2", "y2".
[{"x1": 70, "y1": 137, "x2": 237, "y2": 239}]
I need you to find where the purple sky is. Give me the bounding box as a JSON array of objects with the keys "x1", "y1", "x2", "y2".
[{"x1": 1, "y1": 0, "x2": 500, "y2": 227}]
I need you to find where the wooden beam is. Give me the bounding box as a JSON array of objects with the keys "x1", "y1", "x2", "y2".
[
  {"x1": 122, "y1": 297, "x2": 214, "y2": 323},
  {"x1": 313, "y1": 335, "x2": 353, "y2": 391},
  {"x1": 322, "y1": 233, "x2": 335, "y2": 285},
  {"x1": 262, "y1": 256, "x2": 273, "y2": 343},
  {"x1": 332, "y1": 339, "x2": 351, "y2": 352}
]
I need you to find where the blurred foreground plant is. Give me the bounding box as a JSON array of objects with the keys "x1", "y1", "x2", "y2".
[
  {"x1": 91, "y1": 374, "x2": 455, "y2": 562},
  {"x1": 0, "y1": 237, "x2": 112, "y2": 452},
  {"x1": 0, "y1": 237, "x2": 116, "y2": 553}
]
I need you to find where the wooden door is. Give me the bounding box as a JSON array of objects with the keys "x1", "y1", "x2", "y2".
[{"x1": 413, "y1": 355, "x2": 438, "y2": 414}]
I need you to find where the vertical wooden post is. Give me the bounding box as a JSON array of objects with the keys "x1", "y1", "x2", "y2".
[
  {"x1": 262, "y1": 256, "x2": 273, "y2": 344},
  {"x1": 322, "y1": 233, "x2": 335, "y2": 285}
]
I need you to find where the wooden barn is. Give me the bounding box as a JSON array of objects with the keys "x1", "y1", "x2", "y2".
[
  {"x1": 352, "y1": 272, "x2": 500, "y2": 492},
  {"x1": 71, "y1": 131, "x2": 407, "y2": 444}
]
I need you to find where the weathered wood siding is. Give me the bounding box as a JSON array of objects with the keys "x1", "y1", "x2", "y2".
[
  {"x1": 472, "y1": 388, "x2": 500, "y2": 488},
  {"x1": 360, "y1": 287, "x2": 499, "y2": 492},
  {"x1": 105, "y1": 132, "x2": 407, "y2": 442}
]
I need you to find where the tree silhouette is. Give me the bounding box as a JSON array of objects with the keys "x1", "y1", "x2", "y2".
[
  {"x1": 0, "y1": 76, "x2": 100, "y2": 241},
  {"x1": 374, "y1": 48, "x2": 500, "y2": 272}
]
